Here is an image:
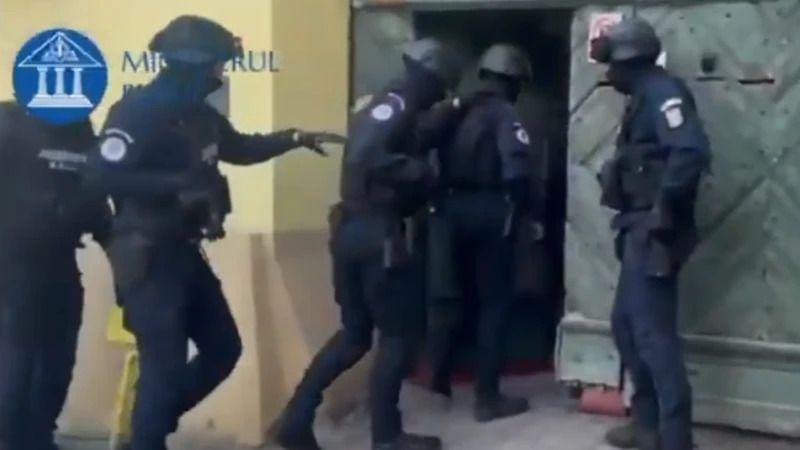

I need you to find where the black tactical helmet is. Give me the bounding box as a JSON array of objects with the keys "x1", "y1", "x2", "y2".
[
  {"x1": 149, "y1": 15, "x2": 243, "y2": 65},
  {"x1": 604, "y1": 17, "x2": 662, "y2": 63},
  {"x1": 478, "y1": 44, "x2": 532, "y2": 81},
  {"x1": 402, "y1": 38, "x2": 463, "y2": 89}
]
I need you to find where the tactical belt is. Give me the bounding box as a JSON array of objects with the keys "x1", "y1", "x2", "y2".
[{"x1": 442, "y1": 182, "x2": 504, "y2": 194}]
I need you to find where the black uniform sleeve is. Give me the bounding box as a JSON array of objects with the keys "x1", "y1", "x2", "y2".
[
  {"x1": 649, "y1": 79, "x2": 711, "y2": 201},
  {"x1": 357, "y1": 93, "x2": 434, "y2": 187},
  {"x1": 217, "y1": 113, "x2": 299, "y2": 165},
  {"x1": 496, "y1": 108, "x2": 534, "y2": 182},
  {"x1": 495, "y1": 105, "x2": 545, "y2": 217},
  {"x1": 83, "y1": 103, "x2": 190, "y2": 199},
  {"x1": 0, "y1": 106, "x2": 13, "y2": 174},
  {"x1": 70, "y1": 119, "x2": 113, "y2": 245},
  {"x1": 0, "y1": 105, "x2": 19, "y2": 223}
]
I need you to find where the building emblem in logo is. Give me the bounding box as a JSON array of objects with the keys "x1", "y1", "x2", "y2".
[{"x1": 13, "y1": 29, "x2": 108, "y2": 124}]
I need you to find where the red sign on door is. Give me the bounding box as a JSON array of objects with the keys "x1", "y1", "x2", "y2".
[{"x1": 588, "y1": 12, "x2": 623, "y2": 63}]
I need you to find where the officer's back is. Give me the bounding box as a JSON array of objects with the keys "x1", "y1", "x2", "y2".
[
  {"x1": 427, "y1": 44, "x2": 536, "y2": 423},
  {"x1": 0, "y1": 101, "x2": 99, "y2": 269},
  {"x1": 335, "y1": 74, "x2": 449, "y2": 261}
]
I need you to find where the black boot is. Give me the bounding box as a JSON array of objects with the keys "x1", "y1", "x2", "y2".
[
  {"x1": 474, "y1": 394, "x2": 530, "y2": 422},
  {"x1": 605, "y1": 423, "x2": 637, "y2": 449},
  {"x1": 373, "y1": 432, "x2": 443, "y2": 450},
  {"x1": 634, "y1": 428, "x2": 660, "y2": 450},
  {"x1": 277, "y1": 430, "x2": 321, "y2": 450},
  {"x1": 276, "y1": 331, "x2": 369, "y2": 450},
  {"x1": 275, "y1": 410, "x2": 321, "y2": 450},
  {"x1": 430, "y1": 378, "x2": 453, "y2": 399},
  {"x1": 605, "y1": 422, "x2": 660, "y2": 450}
]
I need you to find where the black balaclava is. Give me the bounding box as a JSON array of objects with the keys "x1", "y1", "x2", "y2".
[
  {"x1": 157, "y1": 59, "x2": 223, "y2": 107},
  {"x1": 478, "y1": 71, "x2": 522, "y2": 103}
]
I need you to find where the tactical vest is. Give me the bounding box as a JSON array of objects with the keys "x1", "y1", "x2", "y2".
[
  {"x1": 599, "y1": 94, "x2": 668, "y2": 212},
  {"x1": 340, "y1": 91, "x2": 424, "y2": 217},
  {"x1": 112, "y1": 106, "x2": 231, "y2": 242}
]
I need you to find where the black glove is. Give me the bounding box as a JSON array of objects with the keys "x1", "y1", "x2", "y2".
[{"x1": 292, "y1": 130, "x2": 347, "y2": 156}]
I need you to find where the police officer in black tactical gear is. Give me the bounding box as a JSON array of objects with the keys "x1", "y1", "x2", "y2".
[
  {"x1": 275, "y1": 38, "x2": 464, "y2": 450},
  {"x1": 83, "y1": 16, "x2": 344, "y2": 450},
  {"x1": 425, "y1": 44, "x2": 542, "y2": 423},
  {"x1": 590, "y1": 18, "x2": 711, "y2": 450},
  {"x1": 0, "y1": 101, "x2": 110, "y2": 450}
]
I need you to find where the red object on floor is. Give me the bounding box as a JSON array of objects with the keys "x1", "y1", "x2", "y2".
[{"x1": 579, "y1": 387, "x2": 627, "y2": 417}]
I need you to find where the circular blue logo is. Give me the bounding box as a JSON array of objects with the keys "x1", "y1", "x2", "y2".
[{"x1": 13, "y1": 28, "x2": 108, "y2": 125}]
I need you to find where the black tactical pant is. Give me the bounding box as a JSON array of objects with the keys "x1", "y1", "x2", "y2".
[
  {"x1": 122, "y1": 243, "x2": 242, "y2": 450},
  {"x1": 611, "y1": 226, "x2": 693, "y2": 450},
  {"x1": 428, "y1": 192, "x2": 516, "y2": 400},
  {"x1": 280, "y1": 214, "x2": 424, "y2": 445},
  {"x1": 0, "y1": 259, "x2": 83, "y2": 450}
]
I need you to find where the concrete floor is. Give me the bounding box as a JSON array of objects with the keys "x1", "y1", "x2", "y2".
[{"x1": 61, "y1": 375, "x2": 798, "y2": 450}]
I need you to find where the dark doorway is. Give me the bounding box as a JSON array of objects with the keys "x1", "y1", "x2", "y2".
[{"x1": 414, "y1": 8, "x2": 573, "y2": 381}]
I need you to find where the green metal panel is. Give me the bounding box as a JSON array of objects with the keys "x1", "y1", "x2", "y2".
[
  {"x1": 351, "y1": 8, "x2": 414, "y2": 102},
  {"x1": 558, "y1": 0, "x2": 800, "y2": 437}
]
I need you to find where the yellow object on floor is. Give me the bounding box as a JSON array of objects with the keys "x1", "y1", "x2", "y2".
[
  {"x1": 106, "y1": 305, "x2": 136, "y2": 346},
  {"x1": 107, "y1": 305, "x2": 139, "y2": 450}
]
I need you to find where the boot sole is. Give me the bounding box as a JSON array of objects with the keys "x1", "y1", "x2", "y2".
[
  {"x1": 474, "y1": 405, "x2": 531, "y2": 423},
  {"x1": 276, "y1": 434, "x2": 321, "y2": 450}
]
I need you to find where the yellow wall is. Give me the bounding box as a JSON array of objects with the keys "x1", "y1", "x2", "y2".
[
  {"x1": 267, "y1": 0, "x2": 365, "y2": 425},
  {"x1": 0, "y1": 0, "x2": 350, "y2": 446}
]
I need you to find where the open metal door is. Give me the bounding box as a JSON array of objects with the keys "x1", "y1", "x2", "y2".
[
  {"x1": 351, "y1": 8, "x2": 414, "y2": 107},
  {"x1": 558, "y1": 0, "x2": 800, "y2": 437}
]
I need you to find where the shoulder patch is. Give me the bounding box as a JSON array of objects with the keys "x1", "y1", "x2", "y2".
[
  {"x1": 660, "y1": 98, "x2": 683, "y2": 113},
  {"x1": 387, "y1": 93, "x2": 407, "y2": 111},
  {"x1": 513, "y1": 122, "x2": 531, "y2": 145},
  {"x1": 371, "y1": 103, "x2": 394, "y2": 122},
  {"x1": 100, "y1": 136, "x2": 128, "y2": 162},
  {"x1": 660, "y1": 98, "x2": 685, "y2": 129}
]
